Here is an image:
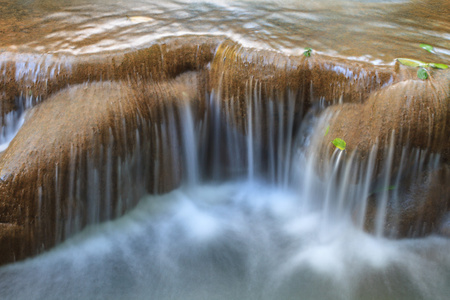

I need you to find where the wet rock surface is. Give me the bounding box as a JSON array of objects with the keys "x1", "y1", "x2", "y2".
[
  {"x1": 0, "y1": 37, "x2": 449, "y2": 266},
  {"x1": 0, "y1": 36, "x2": 218, "y2": 122},
  {"x1": 318, "y1": 70, "x2": 450, "y2": 162},
  {"x1": 364, "y1": 164, "x2": 450, "y2": 238},
  {"x1": 209, "y1": 41, "x2": 408, "y2": 132},
  {"x1": 0, "y1": 72, "x2": 202, "y2": 265}
]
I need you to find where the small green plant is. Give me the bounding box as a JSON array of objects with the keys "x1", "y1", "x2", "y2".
[
  {"x1": 303, "y1": 48, "x2": 312, "y2": 57},
  {"x1": 417, "y1": 67, "x2": 429, "y2": 80},
  {"x1": 396, "y1": 58, "x2": 448, "y2": 80},
  {"x1": 324, "y1": 125, "x2": 330, "y2": 137},
  {"x1": 419, "y1": 43, "x2": 434, "y2": 53},
  {"x1": 369, "y1": 185, "x2": 396, "y2": 196},
  {"x1": 332, "y1": 138, "x2": 346, "y2": 151},
  {"x1": 396, "y1": 43, "x2": 448, "y2": 80},
  {"x1": 428, "y1": 63, "x2": 449, "y2": 69},
  {"x1": 396, "y1": 58, "x2": 426, "y2": 68},
  {"x1": 396, "y1": 58, "x2": 448, "y2": 69}
]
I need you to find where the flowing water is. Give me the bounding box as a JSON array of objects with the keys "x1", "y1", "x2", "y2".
[
  {"x1": 1, "y1": 0, "x2": 450, "y2": 62},
  {"x1": 1, "y1": 181, "x2": 450, "y2": 300},
  {"x1": 0, "y1": 0, "x2": 450, "y2": 299},
  {"x1": 0, "y1": 90, "x2": 449, "y2": 300}
]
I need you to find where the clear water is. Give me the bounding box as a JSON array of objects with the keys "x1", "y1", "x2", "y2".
[
  {"x1": 0, "y1": 0, "x2": 449, "y2": 299},
  {"x1": 1, "y1": 0, "x2": 449, "y2": 63}
]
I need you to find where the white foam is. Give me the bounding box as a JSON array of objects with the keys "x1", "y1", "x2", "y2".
[{"x1": 1, "y1": 180, "x2": 449, "y2": 300}]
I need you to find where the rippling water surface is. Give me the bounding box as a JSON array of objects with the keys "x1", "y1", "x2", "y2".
[
  {"x1": 1, "y1": 1, "x2": 450, "y2": 299},
  {"x1": 1, "y1": 0, "x2": 449, "y2": 63}
]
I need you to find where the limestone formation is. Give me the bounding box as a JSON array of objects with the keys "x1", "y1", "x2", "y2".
[
  {"x1": 309, "y1": 68, "x2": 450, "y2": 238},
  {"x1": 0, "y1": 36, "x2": 219, "y2": 122},
  {"x1": 364, "y1": 164, "x2": 450, "y2": 237},
  {"x1": 0, "y1": 72, "x2": 201, "y2": 266},
  {"x1": 0, "y1": 38, "x2": 449, "y2": 266},
  {"x1": 209, "y1": 41, "x2": 416, "y2": 133},
  {"x1": 315, "y1": 70, "x2": 450, "y2": 163}
]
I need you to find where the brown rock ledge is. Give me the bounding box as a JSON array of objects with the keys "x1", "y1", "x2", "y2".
[
  {"x1": 0, "y1": 72, "x2": 201, "y2": 266},
  {"x1": 0, "y1": 35, "x2": 219, "y2": 121}
]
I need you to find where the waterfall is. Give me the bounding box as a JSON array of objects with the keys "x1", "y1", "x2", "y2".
[
  {"x1": 1, "y1": 63, "x2": 449, "y2": 299},
  {"x1": 0, "y1": 1, "x2": 449, "y2": 296}
]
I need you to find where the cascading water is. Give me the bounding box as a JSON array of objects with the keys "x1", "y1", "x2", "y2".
[
  {"x1": 1, "y1": 0, "x2": 449, "y2": 299},
  {"x1": 1, "y1": 75, "x2": 449, "y2": 299},
  {"x1": 0, "y1": 94, "x2": 39, "y2": 151}
]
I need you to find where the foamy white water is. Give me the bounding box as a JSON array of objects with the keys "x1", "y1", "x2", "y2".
[
  {"x1": 0, "y1": 111, "x2": 24, "y2": 152},
  {"x1": 0, "y1": 0, "x2": 449, "y2": 298},
  {"x1": 1, "y1": 180, "x2": 449, "y2": 300},
  {"x1": 1, "y1": 61, "x2": 448, "y2": 298},
  {"x1": 0, "y1": 94, "x2": 35, "y2": 152},
  {"x1": 0, "y1": 68, "x2": 448, "y2": 299}
]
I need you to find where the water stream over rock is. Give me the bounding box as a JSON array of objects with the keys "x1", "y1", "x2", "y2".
[{"x1": 0, "y1": 0, "x2": 449, "y2": 299}]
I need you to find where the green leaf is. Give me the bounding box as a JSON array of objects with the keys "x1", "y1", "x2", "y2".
[
  {"x1": 370, "y1": 185, "x2": 397, "y2": 196},
  {"x1": 332, "y1": 138, "x2": 346, "y2": 151},
  {"x1": 419, "y1": 43, "x2": 434, "y2": 53},
  {"x1": 303, "y1": 48, "x2": 312, "y2": 57},
  {"x1": 417, "y1": 67, "x2": 428, "y2": 80},
  {"x1": 324, "y1": 125, "x2": 330, "y2": 137},
  {"x1": 428, "y1": 63, "x2": 449, "y2": 69},
  {"x1": 396, "y1": 58, "x2": 428, "y2": 68}
]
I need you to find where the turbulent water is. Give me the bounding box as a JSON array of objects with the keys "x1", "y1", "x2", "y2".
[
  {"x1": 1, "y1": 0, "x2": 450, "y2": 299},
  {"x1": 0, "y1": 87, "x2": 449, "y2": 299},
  {"x1": 1, "y1": 180, "x2": 450, "y2": 300}
]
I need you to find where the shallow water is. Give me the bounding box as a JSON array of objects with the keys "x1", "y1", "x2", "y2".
[
  {"x1": 1, "y1": 0, "x2": 449, "y2": 63},
  {"x1": 1, "y1": 180, "x2": 450, "y2": 300},
  {"x1": 0, "y1": 0, "x2": 449, "y2": 299}
]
